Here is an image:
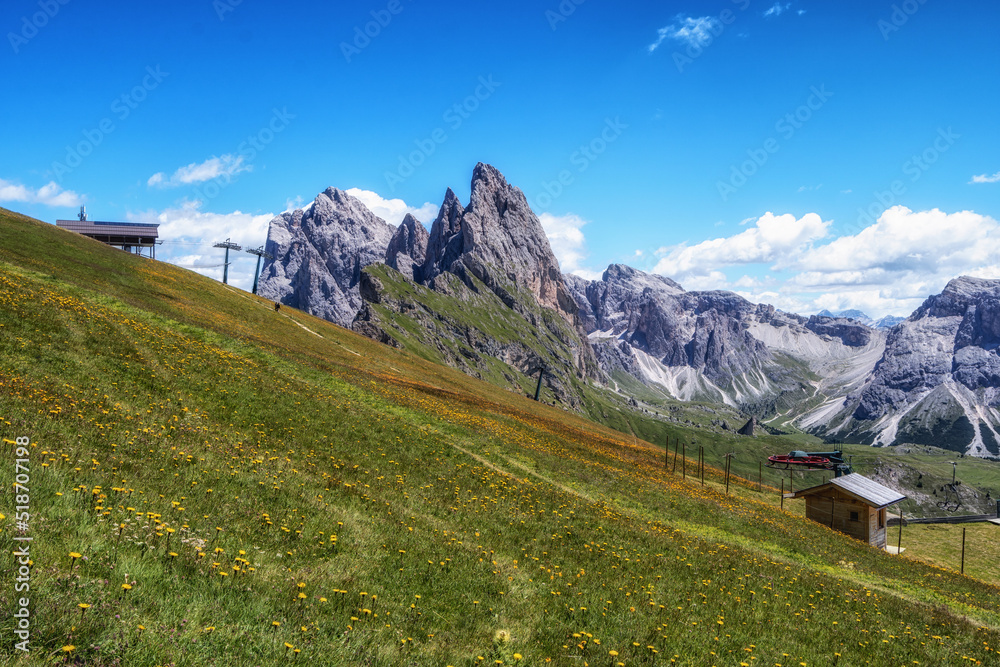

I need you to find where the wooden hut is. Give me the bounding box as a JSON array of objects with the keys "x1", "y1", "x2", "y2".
[{"x1": 786, "y1": 473, "x2": 905, "y2": 548}]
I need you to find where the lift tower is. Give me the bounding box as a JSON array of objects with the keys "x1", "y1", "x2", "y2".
[
  {"x1": 245, "y1": 246, "x2": 273, "y2": 295},
  {"x1": 213, "y1": 238, "x2": 242, "y2": 285}
]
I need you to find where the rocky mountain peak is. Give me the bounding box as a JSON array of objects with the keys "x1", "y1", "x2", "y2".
[
  {"x1": 847, "y1": 275, "x2": 1000, "y2": 455},
  {"x1": 258, "y1": 187, "x2": 395, "y2": 327},
  {"x1": 421, "y1": 188, "x2": 466, "y2": 283},
  {"x1": 915, "y1": 276, "x2": 1000, "y2": 319},
  {"x1": 421, "y1": 164, "x2": 578, "y2": 322},
  {"x1": 385, "y1": 213, "x2": 429, "y2": 282}
]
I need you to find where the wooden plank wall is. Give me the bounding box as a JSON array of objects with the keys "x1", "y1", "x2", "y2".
[{"x1": 804, "y1": 488, "x2": 876, "y2": 545}]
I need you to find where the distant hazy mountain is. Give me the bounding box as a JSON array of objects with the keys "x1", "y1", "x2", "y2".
[{"x1": 818, "y1": 309, "x2": 904, "y2": 330}]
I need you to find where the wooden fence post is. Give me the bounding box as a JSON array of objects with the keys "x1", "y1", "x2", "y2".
[
  {"x1": 725, "y1": 454, "x2": 731, "y2": 495},
  {"x1": 961, "y1": 527, "x2": 967, "y2": 575},
  {"x1": 672, "y1": 438, "x2": 678, "y2": 473},
  {"x1": 897, "y1": 507, "x2": 903, "y2": 553},
  {"x1": 780, "y1": 479, "x2": 784, "y2": 510},
  {"x1": 699, "y1": 446, "x2": 704, "y2": 486},
  {"x1": 682, "y1": 441, "x2": 686, "y2": 481}
]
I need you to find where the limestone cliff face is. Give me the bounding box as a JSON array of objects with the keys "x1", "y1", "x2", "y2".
[
  {"x1": 260, "y1": 164, "x2": 598, "y2": 406},
  {"x1": 567, "y1": 264, "x2": 884, "y2": 419},
  {"x1": 258, "y1": 188, "x2": 395, "y2": 327},
  {"x1": 421, "y1": 163, "x2": 578, "y2": 324},
  {"x1": 356, "y1": 164, "x2": 599, "y2": 400},
  {"x1": 843, "y1": 276, "x2": 1000, "y2": 455},
  {"x1": 385, "y1": 213, "x2": 429, "y2": 282},
  {"x1": 570, "y1": 265, "x2": 771, "y2": 387}
]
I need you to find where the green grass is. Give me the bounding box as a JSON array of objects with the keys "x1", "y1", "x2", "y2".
[
  {"x1": 899, "y1": 522, "x2": 1000, "y2": 587},
  {"x1": 1, "y1": 208, "x2": 1000, "y2": 666}
]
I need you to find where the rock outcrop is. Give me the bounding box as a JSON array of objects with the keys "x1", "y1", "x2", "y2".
[
  {"x1": 805, "y1": 315, "x2": 873, "y2": 348},
  {"x1": 258, "y1": 188, "x2": 395, "y2": 327},
  {"x1": 567, "y1": 264, "x2": 887, "y2": 421},
  {"x1": 421, "y1": 163, "x2": 578, "y2": 324},
  {"x1": 840, "y1": 276, "x2": 1000, "y2": 455},
  {"x1": 354, "y1": 164, "x2": 599, "y2": 404},
  {"x1": 385, "y1": 213, "x2": 429, "y2": 282}
]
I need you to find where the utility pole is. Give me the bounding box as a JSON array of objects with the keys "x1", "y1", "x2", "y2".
[
  {"x1": 245, "y1": 246, "x2": 273, "y2": 295},
  {"x1": 213, "y1": 239, "x2": 242, "y2": 285}
]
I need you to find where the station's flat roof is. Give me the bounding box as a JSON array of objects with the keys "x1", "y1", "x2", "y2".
[{"x1": 57, "y1": 219, "x2": 159, "y2": 238}]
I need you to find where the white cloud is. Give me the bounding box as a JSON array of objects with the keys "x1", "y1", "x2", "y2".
[
  {"x1": 970, "y1": 171, "x2": 1000, "y2": 184},
  {"x1": 743, "y1": 206, "x2": 1000, "y2": 319},
  {"x1": 539, "y1": 212, "x2": 602, "y2": 280},
  {"x1": 148, "y1": 154, "x2": 252, "y2": 188},
  {"x1": 763, "y1": 3, "x2": 791, "y2": 18},
  {"x1": 792, "y1": 207, "x2": 997, "y2": 279},
  {"x1": 640, "y1": 208, "x2": 1000, "y2": 317},
  {"x1": 344, "y1": 188, "x2": 437, "y2": 226},
  {"x1": 126, "y1": 200, "x2": 275, "y2": 291},
  {"x1": 0, "y1": 178, "x2": 83, "y2": 207},
  {"x1": 760, "y1": 207, "x2": 1000, "y2": 318},
  {"x1": 651, "y1": 212, "x2": 830, "y2": 282},
  {"x1": 649, "y1": 16, "x2": 720, "y2": 53}
]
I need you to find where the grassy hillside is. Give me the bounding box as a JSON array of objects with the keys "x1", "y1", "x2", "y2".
[{"x1": 2, "y1": 208, "x2": 1000, "y2": 666}]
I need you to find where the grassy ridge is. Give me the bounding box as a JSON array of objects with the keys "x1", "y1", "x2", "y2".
[{"x1": 1, "y1": 209, "x2": 999, "y2": 666}]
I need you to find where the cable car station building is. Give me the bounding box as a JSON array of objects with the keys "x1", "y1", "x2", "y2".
[
  {"x1": 786, "y1": 473, "x2": 906, "y2": 548},
  {"x1": 57, "y1": 208, "x2": 159, "y2": 259}
]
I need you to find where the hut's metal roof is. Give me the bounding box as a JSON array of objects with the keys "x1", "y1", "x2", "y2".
[{"x1": 789, "y1": 473, "x2": 906, "y2": 509}]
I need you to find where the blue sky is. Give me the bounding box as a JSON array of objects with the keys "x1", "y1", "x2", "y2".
[{"x1": 1, "y1": 0, "x2": 998, "y2": 317}]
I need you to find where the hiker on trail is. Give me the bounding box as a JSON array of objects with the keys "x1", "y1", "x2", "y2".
[{"x1": 274, "y1": 301, "x2": 281, "y2": 312}]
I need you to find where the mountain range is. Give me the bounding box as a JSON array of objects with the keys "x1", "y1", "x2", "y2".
[
  {"x1": 259, "y1": 164, "x2": 1000, "y2": 458},
  {"x1": 817, "y1": 309, "x2": 905, "y2": 330}
]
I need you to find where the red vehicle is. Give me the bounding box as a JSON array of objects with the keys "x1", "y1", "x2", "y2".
[{"x1": 766, "y1": 450, "x2": 852, "y2": 475}]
